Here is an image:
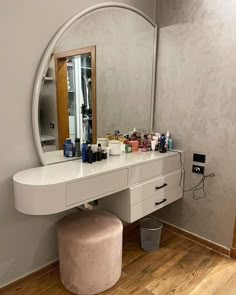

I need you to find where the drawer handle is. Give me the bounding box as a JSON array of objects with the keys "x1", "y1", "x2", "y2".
[
  {"x1": 155, "y1": 199, "x2": 167, "y2": 206},
  {"x1": 155, "y1": 183, "x2": 168, "y2": 190}
]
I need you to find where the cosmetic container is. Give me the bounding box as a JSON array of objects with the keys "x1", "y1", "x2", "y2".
[
  {"x1": 102, "y1": 151, "x2": 107, "y2": 159},
  {"x1": 91, "y1": 144, "x2": 97, "y2": 162},
  {"x1": 159, "y1": 134, "x2": 167, "y2": 153},
  {"x1": 168, "y1": 138, "x2": 173, "y2": 150},
  {"x1": 109, "y1": 140, "x2": 121, "y2": 156},
  {"x1": 142, "y1": 135, "x2": 148, "y2": 152},
  {"x1": 121, "y1": 144, "x2": 126, "y2": 154},
  {"x1": 87, "y1": 146, "x2": 93, "y2": 164},
  {"x1": 125, "y1": 144, "x2": 132, "y2": 153},
  {"x1": 127, "y1": 140, "x2": 139, "y2": 151},
  {"x1": 97, "y1": 143, "x2": 103, "y2": 161},
  {"x1": 166, "y1": 131, "x2": 170, "y2": 151},
  {"x1": 97, "y1": 138, "x2": 109, "y2": 148},
  {"x1": 82, "y1": 143, "x2": 88, "y2": 162},
  {"x1": 74, "y1": 138, "x2": 81, "y2": 157},
  {"x1": 63, "y1": 138, "x2": 73, "y2": 157},
  {"x1": 151, "y1": 140, "x2": 156, "y2": 151},
  {"x1": 153, "y1": 133, "x2": 160, "y2": 142},
  {"x1": 104, "y1": 147, "x2": 111, "y2": 159}
]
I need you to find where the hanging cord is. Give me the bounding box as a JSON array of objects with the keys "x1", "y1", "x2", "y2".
[
  {"x1": 170, "y1": 150, "x2": 215, "y2": 200},
  {"x1": 184, "y1": 172, "x2": 215, "y2": 200}
]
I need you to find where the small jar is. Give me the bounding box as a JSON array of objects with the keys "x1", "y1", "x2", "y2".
[
  {"x1": 109, "y1": 140, "x2": 121, "y2": 156},
  {"x1": 127, "y1": 140, "x2": 139, "y2": 152},
  {"x1": 125, "y1": 144, "x2": 132, "y2": 153}
]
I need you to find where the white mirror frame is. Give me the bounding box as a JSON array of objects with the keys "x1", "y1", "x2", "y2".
[{"x1": 32, "y1": 2, "x2": 158, "y2": 165}]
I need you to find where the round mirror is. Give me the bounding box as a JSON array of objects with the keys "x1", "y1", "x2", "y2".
[{"x1": 33, "y1": 3, "x2": 158, "y2": 165}]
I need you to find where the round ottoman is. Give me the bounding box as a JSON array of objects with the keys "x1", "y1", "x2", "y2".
[{"x1": 57, "y1": 210, "x2": 123, "y2": 295}]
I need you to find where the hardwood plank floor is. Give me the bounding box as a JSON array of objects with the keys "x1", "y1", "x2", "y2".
[{"x1": 1, "y1": 227, "x2": 236, "y2": 295}]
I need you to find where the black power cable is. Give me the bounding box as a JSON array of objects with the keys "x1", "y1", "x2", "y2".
[{"x1": 170, "y1": 150, "x2": 215, "y2": 200}]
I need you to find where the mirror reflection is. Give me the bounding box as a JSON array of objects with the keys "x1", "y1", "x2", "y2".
[{"x1": 39, "y1": 47, "x2": 96, "y2": 154}]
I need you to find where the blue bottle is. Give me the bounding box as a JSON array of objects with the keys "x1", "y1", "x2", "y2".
[
  {"x1": 159, "y1": 134, "x2": 167, "y2": 153},
  {"x1": 82, "y1": 143, "x2": 88, "y2": 163},
  {"x1": 63, "y1": 138, "x2": 73, "y2": 157}
]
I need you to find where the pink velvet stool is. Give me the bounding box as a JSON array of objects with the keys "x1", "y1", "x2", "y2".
[{"x1": 57, "y1": 210, "x2": 123, "y2": 295}]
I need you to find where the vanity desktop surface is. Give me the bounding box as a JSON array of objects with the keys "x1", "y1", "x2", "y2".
[
  {"x1": 13, "y1": 151, "x2": 183, "y2": 215},
  {"x1": 13, "y1": 151, "x2": 181, "y2": 186}
]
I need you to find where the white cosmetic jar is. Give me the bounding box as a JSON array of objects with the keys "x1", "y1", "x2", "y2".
[{"x1": 109, "y1": 140, "x2": 121, "y2": 156}]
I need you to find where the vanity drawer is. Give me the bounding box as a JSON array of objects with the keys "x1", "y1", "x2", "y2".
[
  {"x1": 129, "y1": 186, "x2": 183, "y2": 223},
  {"x1": 66, "y1": 169, "x2": 128, "y2": 206},
  {"x1": 129, "y1": 154, "x2": 180, "y2": 185},
  {"x1": 100, "y1": 180, "x2": 183, "y2": 223},
  {"x1": 130, "y1": 170, "x2": 181, "y2": 205}
]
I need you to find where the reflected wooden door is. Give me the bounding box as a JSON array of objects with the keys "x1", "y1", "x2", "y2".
[
  {"x1": 54, "y1": 46, "x2": 97, "y2": 149},
  {"x1": 55, "y1": 57, "x2": 70, "y2": 149}
]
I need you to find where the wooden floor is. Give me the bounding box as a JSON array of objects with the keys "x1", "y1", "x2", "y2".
[{"x1": 1, "y1": 227, "x2": 236, "y2": 295}]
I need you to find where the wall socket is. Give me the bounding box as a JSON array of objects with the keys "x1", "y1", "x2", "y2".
[
  {"x1": 193, "y1": 153, "x2": 206, "y2": 163},
  {"x1": 192, "y1": 165, "x2": 205, "y2": 175}
]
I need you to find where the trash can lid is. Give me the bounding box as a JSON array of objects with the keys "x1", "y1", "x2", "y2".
[{"x1": 140, "y1": 218, "x2": 163, "y2": 230}]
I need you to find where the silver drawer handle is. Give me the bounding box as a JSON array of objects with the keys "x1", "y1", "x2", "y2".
[
  {"x1": 155, "y1": 183, "x2": 167, "y2": 190},
  {"x1": 155, "y1": 199, "x2": 167, "y2": 206}
]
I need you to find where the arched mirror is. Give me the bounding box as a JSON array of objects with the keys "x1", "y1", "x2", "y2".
[{"x1": 33, "y1": 3, "x2": 158, "y2": 165}]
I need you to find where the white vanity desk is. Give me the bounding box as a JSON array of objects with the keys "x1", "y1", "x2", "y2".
[{"x1": 13, "y1": 151, "x2": 183, "y2": 222}]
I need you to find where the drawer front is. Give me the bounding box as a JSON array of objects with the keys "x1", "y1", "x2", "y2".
[
  {"x1": 130, "y1": 170, "x2": 181, "y2": 205},
  {"x1": 130, "y1": 186, "x2": 183, "y2": 223},
  {"x1": 129, "y1": 154, "x2": 180, "y2": 185},
  {"x1": 66, "y1": 169, "x2": 128, "y2": 206}
]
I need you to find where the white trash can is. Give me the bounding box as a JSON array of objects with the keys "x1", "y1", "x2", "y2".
[{"x1": 140, "y1": 218, "x2": 163, "y2": 252}]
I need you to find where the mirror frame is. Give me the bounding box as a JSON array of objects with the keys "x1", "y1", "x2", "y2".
[{"x1": 32, "y1": 2, "x2": 158, "y2": 165}]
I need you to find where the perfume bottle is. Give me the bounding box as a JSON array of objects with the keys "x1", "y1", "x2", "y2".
[{"x1": 159, "y1": 134, "x2": 167, "y2": 153}]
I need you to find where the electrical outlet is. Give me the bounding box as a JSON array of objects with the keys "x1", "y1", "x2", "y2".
[
  {"x1": 193, "y1": 153, "x2": 206, "y2": 163},
  {"x1": 192, "y1": 165, "x2": 204, "y2": 175}
]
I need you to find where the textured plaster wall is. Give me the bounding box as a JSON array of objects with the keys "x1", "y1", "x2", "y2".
[
  {"x1": 154, "y1": 0, "x2": 236, "y2": 248},
  {"x1": 0, "y1": 0, "x2": 155, "y2": 287}
]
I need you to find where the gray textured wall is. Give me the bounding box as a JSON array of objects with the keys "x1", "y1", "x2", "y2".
[
  {"x1": 0, "y1": 0, "x2": 155, "y2": 287},
  {"x1": 154, "y1": 0, "x2": 236, "y2": 248}
]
